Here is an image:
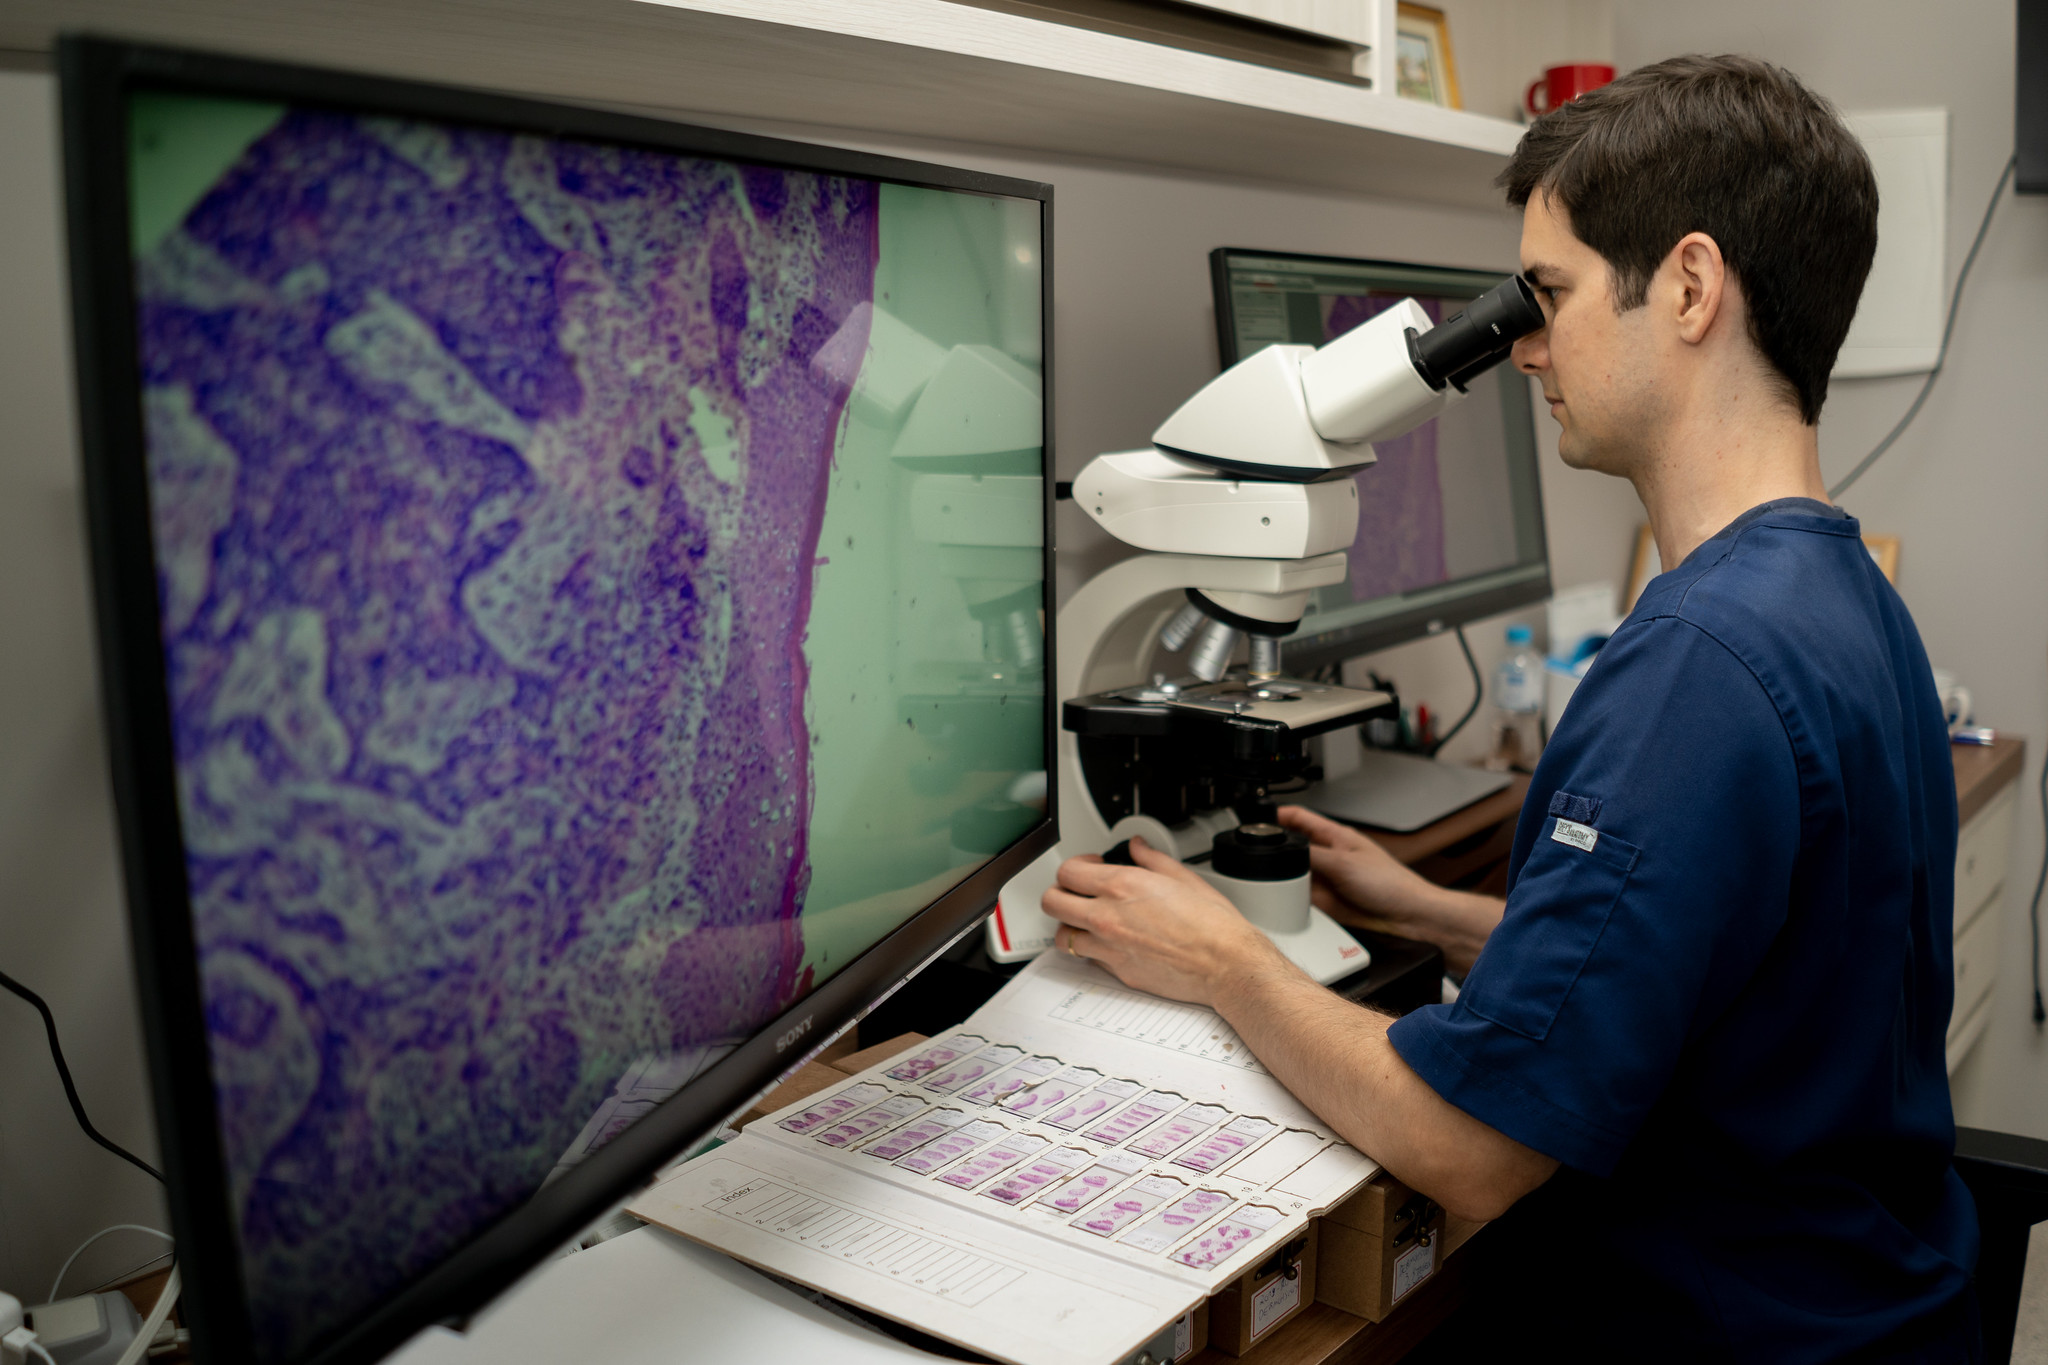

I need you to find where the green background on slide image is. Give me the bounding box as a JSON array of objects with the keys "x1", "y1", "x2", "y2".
[{"x1": 798, "y1": 183, "x2": 1048, "y2": 985}]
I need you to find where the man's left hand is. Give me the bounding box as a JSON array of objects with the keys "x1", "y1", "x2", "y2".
[{"x1": 1040, "y1": 836, "x2": 1297, "y2": 1008}]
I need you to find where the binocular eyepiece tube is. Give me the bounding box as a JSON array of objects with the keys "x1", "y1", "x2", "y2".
[{"x1": 1409, "y1": 273, "x2": 1546, "y2": 393}]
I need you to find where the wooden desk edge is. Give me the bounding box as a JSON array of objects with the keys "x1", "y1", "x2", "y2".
[
  {"x1": 1955, "y1": 736, "x2": 2026, "y2": 829},
  {"x1": 1359, "y1": 773, "x2": 1532, "y2": 866}
]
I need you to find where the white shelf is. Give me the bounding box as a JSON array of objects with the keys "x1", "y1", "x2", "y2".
[{"x1": 4, "y1": 0, "x2": 1524, "y2": 207}]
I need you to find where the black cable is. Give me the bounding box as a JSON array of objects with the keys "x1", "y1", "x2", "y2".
[
  {"x1": 2029, "y1": 753, "x2": 2047, "y2": 1027},
  {"x1": 1829, "y1": 153, "x2": 2017, "y2": 500},
  {"x1": 1428, "y1": 625, "x2": 1482, "y2": 756},
  {"x1": 0, "y1": 967, "x2": 165, "y2": 1183}
]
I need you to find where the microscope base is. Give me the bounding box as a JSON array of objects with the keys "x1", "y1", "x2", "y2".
[
  {"x1": 989, "y1": 847, "x2": 1371, "y2": 985},
  {"x1": 1262, "y1": 905, "x2": 1372, "y2": 985}
]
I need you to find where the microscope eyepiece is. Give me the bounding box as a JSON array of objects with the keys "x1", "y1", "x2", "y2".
[{"x1": 1408, "y1": 273, "x2": 1546, "y2": 392}]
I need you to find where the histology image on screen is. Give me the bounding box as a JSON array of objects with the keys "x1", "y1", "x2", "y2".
[{"x1": 129, "y1": 93, "x2": 1043, "y2": 1360}]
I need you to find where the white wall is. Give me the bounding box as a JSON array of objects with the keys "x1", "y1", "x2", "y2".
[
  {"x1": 1431, "y1": 0, "x2": 1615, "y2": 124},
  {"x1": 1612, "y1": 0, "x2": 2048, "y2": 1140},
  {"x1": 0, "y1": 66, "x2": 1647, "y2": 1302},
  {"x1": 0, "y1": 68, "x2": 171, "y2": 1306}
]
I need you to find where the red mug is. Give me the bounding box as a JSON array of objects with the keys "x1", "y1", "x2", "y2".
[{"x1": 1525, "y1": 63, "x2": 1615, "y2": 117}]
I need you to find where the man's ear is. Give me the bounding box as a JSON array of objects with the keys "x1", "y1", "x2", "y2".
[{"x1": 1668, "y1": 231, "x2": 1727, "y2": 346}]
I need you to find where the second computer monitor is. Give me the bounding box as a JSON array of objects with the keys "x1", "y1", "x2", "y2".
[{"x1": 1210, "y1": 249, "x2": 1551, "y2": 669}]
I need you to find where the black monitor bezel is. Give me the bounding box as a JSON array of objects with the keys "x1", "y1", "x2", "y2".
[
  {"x1": 1207, "y1": 246, "x2": 1552, "y2": 668},
  {"x1": 59, "y1": 36, "x2": 1058, "y2": 1365}
]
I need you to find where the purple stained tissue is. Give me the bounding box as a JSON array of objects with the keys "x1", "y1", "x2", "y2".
[
  {"x1": 134, "y1": 107, "x2": 879, "y2": 1360},
  {"x1": 1322, "y1": 293, "x2": 1450, "y2": 602}
]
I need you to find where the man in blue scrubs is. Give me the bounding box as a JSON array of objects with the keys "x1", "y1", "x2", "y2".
[{"x1": 1040, "y1": 55, "x2": 1978, "y2": 1359}]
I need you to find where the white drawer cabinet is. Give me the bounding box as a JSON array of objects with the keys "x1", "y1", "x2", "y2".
[
  {"x1": 1947, "y1": 898, "x2": 1999, "y2": 1071},
  {"x1": 1946, "y1": 739, "x2": 2026, "y2": 1075},
  {"x1": 1954, "y1": 784, "x2": 2016, "y2": 936}
]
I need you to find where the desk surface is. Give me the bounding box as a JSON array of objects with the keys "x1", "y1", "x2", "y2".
[
  {"x1": 1357, "y1": 736, "x2": 2025, "y2": 861},
  {"x1": 392, "y1": 1224, "x2": 940, "y2": 1365},
  {"x1": 1360, "y1": 772, "x2": 1531, "y2": 867},
  {"x1": 1954, "y1": 735, "x2": 2026, "y2": 827}
]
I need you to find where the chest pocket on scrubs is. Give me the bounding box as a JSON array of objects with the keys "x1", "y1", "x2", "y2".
[{"x1": 1459, "y1": 819, "x2": 1642, "y2": 1042}]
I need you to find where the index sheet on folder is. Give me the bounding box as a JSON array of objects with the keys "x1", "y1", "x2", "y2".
[{"x1": 629, "y1": 952, "x2": 1380, "y2": 1365}]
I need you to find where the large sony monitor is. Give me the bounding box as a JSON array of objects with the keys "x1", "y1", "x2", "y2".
[
  {"x1": 1210, "y1": 249, "x2": 1551, "y2": 670},
  {"x1": 61, "y1": 38, "x2": 1053, "y2": 1365}
]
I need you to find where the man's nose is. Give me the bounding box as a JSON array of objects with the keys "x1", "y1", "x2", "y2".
[{"x1": 1512, "y1": 329, "x2": 1548, "y2": 375}]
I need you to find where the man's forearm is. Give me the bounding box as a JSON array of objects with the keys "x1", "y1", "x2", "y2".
[
  {"x1": 1326, "y1": 874, "x2": 1504, "y2": 977},
  {"x1": 1413, "y1": 885, "x2": 1505, "y2": 976},
  {"x1": 1211, "y1": 957, "x2": 1556, "y2": 1221}
]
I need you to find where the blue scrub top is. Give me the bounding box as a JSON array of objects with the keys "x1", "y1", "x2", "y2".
[{"x1": 1388, "y1": 500, "x2": 1978, "y2": 1359}]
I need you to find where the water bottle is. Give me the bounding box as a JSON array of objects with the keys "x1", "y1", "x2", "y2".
[{"x1": 1486, "y1": 624, "x2": 1544, "y2": 771}]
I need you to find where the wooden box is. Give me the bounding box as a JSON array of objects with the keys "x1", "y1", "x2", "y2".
[
  {"x1": 1314, "y1": 1172, "x2": 1448, "y2": 1322},
  {"x1": 1206, "y1": 1222, "x2": 1316, "y2": 1356},
  {"x1": 1167, "y1": 1300, "x2": 1209, "y2": 1362}
]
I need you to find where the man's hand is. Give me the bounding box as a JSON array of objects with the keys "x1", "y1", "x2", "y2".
[
  {"x1": 1277, "y1": 806, "x2": 1437, "y2": 932},
  {"x1": 1040, "y1": 831, "x2": 1557, "y2": 1223},
  {"x1": 1276, "y1": 806, "x2": 1505, "y2": 975},
  {"x1": 1040, "y1": 836, "x2": 1296, "y2": 1008}
]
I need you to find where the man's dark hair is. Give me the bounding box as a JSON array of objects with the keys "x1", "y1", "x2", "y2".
[{"x1": 1500, "y1": 54, "x2": 1878, "y2": 425}]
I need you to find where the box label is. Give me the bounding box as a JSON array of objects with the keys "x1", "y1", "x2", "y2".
[
  {"x1": 1250, "y1": 1267, "x2": 1301, "y2": 1341},
  {"x1": 1393, "y1": 1238, "x2": 1437, "y2": 1303}
]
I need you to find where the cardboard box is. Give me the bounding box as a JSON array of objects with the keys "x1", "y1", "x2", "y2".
[
  {"x1": 828, "y1": 1031, "x2": 929, "y2": 1075},
  {"x1": 1206, "y1": 1222, "x2": 1316, "y2": 1356},
  {"x1": 1314, "y1": 1172, "x2": 1446, "y2": 1322},
  {"x1": 737, "y1": 1059, "x2": 848, "y2": 1129},
  {"x1": 1168, "y1": 1301, "x2": 1209, "y2": 1362},
  {"x1": 813, "y1": 1027, "x2": 862, "y2": 1069}
]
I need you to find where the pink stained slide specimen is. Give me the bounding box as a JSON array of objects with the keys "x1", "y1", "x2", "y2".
[
  {"x1": 1172, "y1": 1115, "x2": 1279, "y2": 1174},
  {"x1": 1039, "y1": 1155, "x2": 1145, "y2": 1215},
  {"x1": 1040, "y1": 1077, "x2": 1140, "y2": 1131},
  {"x1": 980, "y1": 1147, "x2": 1091, "y2": 1205},
  {"x1": 814, "y1": 1094, "x2": 926, "y2": 1148},
  {"x1": 860, "y1": 1108, "x2": 968, "y2": 1161},
  {"x1": 894, "y1": 1119, "x2": 1009, "y2": 1174},
  {"x1": 1126, "y1": 1103, "x2": 1228, "y2": 1159},
  {"x1": 1172, "y1": 1204, "x2": 1287, "y2": 1270},
  {"x1": 778, "y1": 1083, "x2": 889, "y2": 1135},
  {"x1": 885, "y1": 1035, "x2": 986, "y2": 1082},
  {"x1": 921, "y1": 1046, "x2": 1025, "y2": 1094},
  {"x1": 937, "y1": 1133, "x2": 1048, "y2": 1189},
  {"x1": 1072, "y1": 1175, "x2": 1184, "y2": 1238},
  {"x1": 1082, "y1": 1092, "x2": 1183, "y2": 1145},
  {"x1": 999, "y1": 1067, "x2": 1102, "y2": 1119},
  {"x1": 959, "y1": 1056, "x2": 1061, "y2": 1107},
  {"x1": 1118, "y1": 1189, "x2": 1234, "y2": 1254}
]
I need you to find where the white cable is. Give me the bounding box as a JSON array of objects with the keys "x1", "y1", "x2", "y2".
[
  {"x1": 48, "y1": 1225, "x2": 173, "y2": 1304},
  {"x1": 109, "y1": 1266, "x2": 177, "y2": 1365},
  {"x1": 25, "y1": 1339, "x2": 58, "y2": 1365}
]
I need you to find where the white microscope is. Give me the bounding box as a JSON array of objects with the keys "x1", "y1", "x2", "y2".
[{"x1": 991, "y1": 274, "x2": 1546, "y2": 984}]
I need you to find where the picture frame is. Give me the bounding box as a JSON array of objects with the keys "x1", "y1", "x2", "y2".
[
  {"x1": 1623, "y1": 524, "x2": 1903, "y2": 613},
  {"x1": 1394, "y1": 3, "x2": 1460, "y2": 109}
]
